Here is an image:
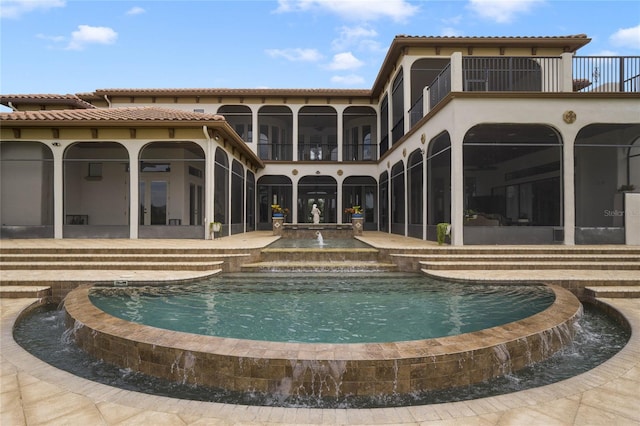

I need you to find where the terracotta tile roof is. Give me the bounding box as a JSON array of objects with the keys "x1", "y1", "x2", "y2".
[
  {"x1": 91, "y1": 88, "x2": 372, "y2": 97},
  {"x1": 1, "y1": 93, "x2": 96, "y2": 109},
  {"x1": 0, "y1": 106, "x2": 225, "y2": 123}
]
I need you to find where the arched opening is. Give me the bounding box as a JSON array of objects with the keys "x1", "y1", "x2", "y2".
[
  {"x1": 258, "y1": 106, "x2": 293, "y2": 161},
  {"x1": 391, "y1": 160, "x2": 405, "y2": 235},
  {"x1": 343, "y1": 106, "x2": 377, "y2": 161},
  {"x1": 298, "y1": 106, "x2": 337, "y2": 161},
  {"x1": 463, "y1": 124, "x2": 562, "y2": 244},
  {"x1": 427, "y1": 132, "x2": 451, "y2": 241},
  {"x1": 217, "y1": 105, "x2": 252, "y2": 143},
  {"x1": 342, "y1": 176, "x2": 377, "y2": 229},
  {"x1": 391, "y1": 68, "x2": 404, "y2": 145},
  {"x1": 298, "y1": 175, "x2": 337, "y2": 223},
  {"x1": 379, "y1": 171, "x2": 389, "y2": 232},
  {"x1": 137, "y1": 141, "x2": 205, "y2": 238},
  {"x1": 64, "y1": 142, "x2": 129, "y2": 238},
  {"x1": 213, "y1": 148, "x2": 229, "y2": 235},
  {"x1": 0, "y1": 141, "x2": 54, "y2": 238},
  {"x1": 231, "y1": 160, "x2": 245, "y2": 235},
  {"x1": 246, "y1": 170, "x2": 256, "y2": 231},
  {"x1": 410, "y1": 58, "x2": 451, "y2": 127},
  {"x1": 407, "y1": 149, "x2": 424, "y2": 238},
  {"x1": 257, "y1": 175, "x2": 292, "y2": 230},
  {"x1": 574, "y1": 124, "x2": 640, "y2": 244}
]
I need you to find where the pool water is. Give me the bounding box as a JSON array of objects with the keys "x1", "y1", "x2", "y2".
[
  {"x1": 89, "y1": 273, "x2": 555, "y2": 343},
  {"x1": 13, "y1": 303, "x2": 629, "y2": 408}
]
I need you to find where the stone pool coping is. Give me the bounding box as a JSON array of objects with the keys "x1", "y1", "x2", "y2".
[{"x1": 63, "y1": 283, "x2": 582, "y2": 398}]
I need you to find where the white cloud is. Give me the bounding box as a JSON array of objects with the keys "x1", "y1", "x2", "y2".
[
  {"x1": 66, "y1": 25, "x2": 118, "y2": 50},
  {"x1": 1, "y1": 0, "x2": 65, "y2": 19},
  {"x1": 126, "y1": 6, "x2": 146, "y2": 16},
  {"x1": 610, "y1": 24, "x2": 640, "y2": 50},
  {"x1": 467, "y1": 0, "x2": 543, "y2": 24},
  {"x1": 265, "y1": 48, "x2": 323, "y2": 62},
  {"x1": 331, "y1": 74, "x2": 366, "y2": 85},
  {"x1": 327, "y1": 52, "x2": 364, "y2": 70},
  {"x1": 331, "y1": 25, "x2": 378, "y2": 51},
  {"x1": 275, "y1": 0, "x2": 419, "y2": 22}
]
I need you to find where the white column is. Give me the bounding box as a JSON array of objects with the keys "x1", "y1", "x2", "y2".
[
  {"x1": 127, "y1": 143, "x2": 141, "y2": 239},
  {"x1": 451, "y1": 52, "x2": 464, "y2": 92},
  {"x1": 423, "y1": 147, "x2": 428, "y2": 240},
  {"x1": 292, "y1": 105, "x2": 299, "y2": 161},
  {"x1": 52, "y1": 144, "x2": 64, "y2": 239},
  {"x1": 450, "y1": 133, "x2": 464, "y2": 245},
  {"x1": 560, "y1": 52, "x2": 574, "y2": 93},
  {"x1": 336, "y1": 106, "x2": 344, "y2": 162},
  {"x1": 562, "y1": 128, "x2": 577, "y2": 245}
]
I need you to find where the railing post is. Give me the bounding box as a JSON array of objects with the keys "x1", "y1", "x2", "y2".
[
  {"x1": 561, "y1": 53, "x2": 574, "y2": 92},
  {"x1": 451, "y1": 52, "x2": 463, "y2": 92},
  {"x1": 423, "y1": 86, "x2": 430, "y2": 114}
]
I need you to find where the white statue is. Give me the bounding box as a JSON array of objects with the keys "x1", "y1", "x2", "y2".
[{"x1": 311, "y1": 203, "x2": 321, "y2": 224}]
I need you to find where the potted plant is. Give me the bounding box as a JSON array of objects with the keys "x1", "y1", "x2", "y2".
[
  {"x1": 344, "y1": 205, "x2": 363, "y2": 218},
  {"x1": 437, "y1": 222, "x2": 451, "y2": 245},
  {"x1": 210, "y1": 221, "x2": 222, "y2": 233},
  {"x1": 271, "y1": 204, "x2": 288, "y2": 218}
]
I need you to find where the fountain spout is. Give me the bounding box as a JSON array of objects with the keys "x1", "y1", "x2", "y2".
[{"x1": 316, "y1": 231, "x2": 324, "y2": 246}]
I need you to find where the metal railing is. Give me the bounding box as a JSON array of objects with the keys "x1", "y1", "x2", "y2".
[
  {"x1": 463, "y1": 56, "x2": 562, "y2": 92},
  {"x1": 343, "y1": 143, "x2": 377, "y2": 161},
  {"x1": 573, "y1": 56, "x2": 640, "y2": 92},
  {"x1": 257, "y1": 143, "x2": 293, "y2": 161},
  {"x1": 429, "y1": 63, "x2": 452, "y2": 108}
]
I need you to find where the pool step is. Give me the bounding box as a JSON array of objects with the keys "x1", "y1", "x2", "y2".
[
  {"x1": 584, "y1": 286, "x2": 640, "y2": 298},
  {"x1": 0, "y1": 285, "x2": 52, "y2": 299},
  {"x1": 0, "y1": 253, "x2": 244, "y2": 263},
  {"x1": 403, "y1": 254, "x2": 640, "y2": 262},
  {"x1": 241, "y1": 261, "x2": 397, "y2": 272}
]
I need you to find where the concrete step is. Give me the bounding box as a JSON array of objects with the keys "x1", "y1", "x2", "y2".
[
  {"x1": 399, "y1": 254, "x2": 640, "y2": 262},
  {"x1": 1, "y1": 261, "x2": 225, "y2": 271},
  {"x1": 241, "y1": 261, "x2": 397, "y2": 272},
  {"x1": 419, "y1": 261, "x2": 640, "y2": 270},
  {"x1": 0, "y1": 286, "x2": 52, "y2": 299},
  {"x1": 0, "y1": 253, "x2": 245, "y2": 263},
  {"x1": 584, "y1": 286, "x2": 640, "y2": 298}
]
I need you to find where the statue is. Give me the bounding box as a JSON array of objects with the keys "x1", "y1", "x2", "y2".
[{"x1": 311, "y1": 203, "x2": 321, "y2": 224}]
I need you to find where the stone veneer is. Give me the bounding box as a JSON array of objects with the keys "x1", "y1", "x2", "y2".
[{"x1": 64, "y1": 284, "x2": 581, "y2": 399}]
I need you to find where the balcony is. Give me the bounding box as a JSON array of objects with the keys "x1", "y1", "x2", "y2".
[{"x1": 409, "y1": 55, "x2": 640, "y2": 123}]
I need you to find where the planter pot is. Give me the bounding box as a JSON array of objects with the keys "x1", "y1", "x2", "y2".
[
  {"x1": 351, "y1": 213, "x2": 363, "y2": 219},
  {"x1": 273, "y1": 213, "x2": 284, "y2": 218},
  {"x1": 211, "y1": 223, "x2": 222, "y2": 232}
]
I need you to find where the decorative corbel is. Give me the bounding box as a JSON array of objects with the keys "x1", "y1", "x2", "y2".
[{"x1": 168, "y1": 128, "x2": 175, "y2": 138}]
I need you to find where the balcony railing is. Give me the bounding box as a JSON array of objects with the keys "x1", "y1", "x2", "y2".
[
  {"x1": 423, "y1": 55, "x2": 639, "y2": 111},
  {"x1": 343, "y1": 143, "x2": 377, "y2": 161},
  {"x1": 257, "y1": 143, "x2": 293, "y2": 161},
  {"x1": 573, "y1": 56, "x2": 640, "y2": 92},
  {"x1": 298, "y1": 143, "x2": 338, "y2": 161}
]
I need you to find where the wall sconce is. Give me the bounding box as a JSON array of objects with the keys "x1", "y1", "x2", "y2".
[
  {"x1": 52, "y1": 142, "x2": 61, "y2": 147},
  {"x1": 213, "y1": 133, "x2": 220, "y2": 141}
]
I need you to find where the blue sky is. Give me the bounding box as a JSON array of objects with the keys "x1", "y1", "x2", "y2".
[{"x1": 1, "y1": 0, "x2": 639, "y2": 96}]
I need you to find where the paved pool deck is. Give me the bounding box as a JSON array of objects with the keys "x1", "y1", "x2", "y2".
[{"x1": 1, "y1": 233, "x2": 639, "y2": 425}]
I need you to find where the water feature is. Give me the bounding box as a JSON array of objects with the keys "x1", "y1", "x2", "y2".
[
  {"x1": 88, "y1": 274, "x2": 555, "y2": 343},
  {"x1": 61, "y1": 272, "x2": 582, "y2": 401},
  {"x1": 316, "y1": 231, "x2": 325, "y2": 246},
  {"x1": 267, "y1": 237, "x2": 370, "y2": 249},
  {"x1": 14, "y1": 301, "x2": 629, "y2": 408}
]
